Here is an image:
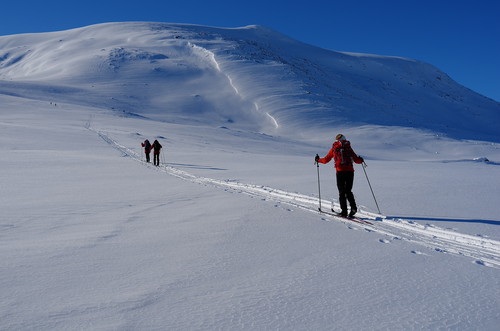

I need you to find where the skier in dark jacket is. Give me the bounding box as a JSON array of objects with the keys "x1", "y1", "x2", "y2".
[
  {"x1": 152, "y1": 139, "x2": 162, "y2": 166},
  {"x1": 141, "y1": 139, "x2": 152, "y2": 163},
  {"x1": 315, "y1": 134, "x2": 364, "y2": 217}
]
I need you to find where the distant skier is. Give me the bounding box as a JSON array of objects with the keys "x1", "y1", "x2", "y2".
[
  {"x1": 141, "y1": 139, "x2": 152, "y2": 163},
  {"x1": 152, "y1": 139, "x2": 163, "y2": 166},
  {"x1": 315, "y1": 134, "x2": 364, "y2": 218}
]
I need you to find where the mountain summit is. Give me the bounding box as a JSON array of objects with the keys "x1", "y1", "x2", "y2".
[{"x1": 0, "y1": 22, "x2": 498, "y2": 141}]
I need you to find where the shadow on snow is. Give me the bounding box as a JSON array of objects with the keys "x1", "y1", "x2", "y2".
[{"x1": 388, "y1": 216, "x2": 500, "y2": 226}]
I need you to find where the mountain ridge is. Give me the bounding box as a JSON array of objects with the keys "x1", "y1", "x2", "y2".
[{"x1": 0, "y1": 22, "x2": 498, "y2": 141}]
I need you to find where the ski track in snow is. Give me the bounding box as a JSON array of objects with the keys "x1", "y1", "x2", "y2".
[{"x1": 91, "y1": 127, "x2": 500, "y2": 269}]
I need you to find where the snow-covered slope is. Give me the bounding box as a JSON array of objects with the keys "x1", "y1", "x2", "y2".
[
  {"x1": 1, "y1": 22, "x2": 499, "y2": 140},
  {"x1": 0, "y1": 22, "x2": 499, "y2": 330}
]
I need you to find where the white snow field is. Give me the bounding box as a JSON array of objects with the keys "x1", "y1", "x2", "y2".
[{"x1": 1, "y1": 22, "x2": 499, "y2": 330}]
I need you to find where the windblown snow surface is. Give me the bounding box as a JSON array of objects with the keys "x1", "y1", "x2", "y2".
[{"x1": 1, "y1": 22, "x2": 499, "y2": 330}]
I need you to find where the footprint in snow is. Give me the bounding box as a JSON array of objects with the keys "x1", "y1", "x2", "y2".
[
  {"x1": 379, "y1": 239, "x2": 390, "y2": 244},
  {"x1": 411, "y1": 250, "x2": 427, "y2": 255}
]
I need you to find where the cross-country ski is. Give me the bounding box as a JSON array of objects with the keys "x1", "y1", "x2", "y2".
[{"x1": 319, "y1": 209, "x2": 374, "y2": 225}]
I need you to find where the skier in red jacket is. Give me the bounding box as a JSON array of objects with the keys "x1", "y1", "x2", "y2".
[{"x1": 315, "y1": 134, "x2": 364, "y2": 217}]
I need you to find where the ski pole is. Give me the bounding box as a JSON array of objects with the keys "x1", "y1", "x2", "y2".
[
  {"x1": 316, "y1": 157, "x2": 322, "y2": 212},
  {"x1": 362, "y1": 161, "x2": 381, "y2": 214}
]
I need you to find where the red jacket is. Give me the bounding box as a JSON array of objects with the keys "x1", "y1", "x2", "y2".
[{"x1": 317, "y1": 140, "x2": 363, "y2": 171}]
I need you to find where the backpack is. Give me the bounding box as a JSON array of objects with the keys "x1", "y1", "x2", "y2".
[
  {"x1": 333, "y1": 140, "x2": 353, "y2": 166},
  {"x1": 153, "y1": 140, "x2": 162, "y2": 150}
]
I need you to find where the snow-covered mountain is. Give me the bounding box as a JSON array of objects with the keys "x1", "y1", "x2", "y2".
[
  {"x1": 1, "y1": 22, "x2": 499, "y2": 141},
  {"x1": 1, "y1": 22, "x2": 499, "y2": 330}
]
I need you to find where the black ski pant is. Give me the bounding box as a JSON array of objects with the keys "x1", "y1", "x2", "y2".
[
  {"x1": 336, "y1": 171, "x2": 357, "y2": 213},
  {"x1": 153, "y1": 153, "x2": 160, "y2": 166},
  {"x1": 145, "y1": 152, "x2": 150, "y2": 163}
]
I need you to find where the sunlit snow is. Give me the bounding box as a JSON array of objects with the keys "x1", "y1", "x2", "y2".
[{"x1": 1, "y1": 22, "x2": 499, "y2": 330}]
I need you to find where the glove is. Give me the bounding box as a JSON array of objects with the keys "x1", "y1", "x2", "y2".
[{"x1": 315, "y1": 154, "x2": 320, "y2": 162}]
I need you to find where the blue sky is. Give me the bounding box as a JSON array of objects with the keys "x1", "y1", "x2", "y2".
[{"x1": 2, "y1": 0, "x2": 499, "y2": 101}]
